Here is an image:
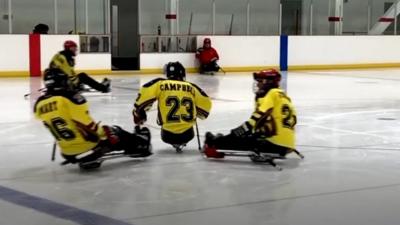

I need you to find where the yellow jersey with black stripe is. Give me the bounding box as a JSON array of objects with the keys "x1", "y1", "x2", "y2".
[
  {"x1": 134, "y1": 78, "x2": 212, "y2": 134},
  {"x1": 49, "y1": 51, "x2": 79, "y2": 86},
  {"x1": 248, "y1": 88, "x2": 296, "y2": 149},
  {"x1": 34, "y1": 93, "x2": 106, "y2": 155}
]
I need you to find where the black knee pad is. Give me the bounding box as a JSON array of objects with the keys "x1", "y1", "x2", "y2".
[
  {"x1": 110, "y1": 125, "x2": 123, "y2": 135},
  {"x1": 135, "y1": 127, "x2": 151, "y2": 149}
]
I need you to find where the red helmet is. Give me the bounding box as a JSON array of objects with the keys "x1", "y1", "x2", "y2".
[
  {"x1": 64, "y1": 40, "x2": 77, "y2": 50},
  {"x1": 203, "y1": 38, "x2": 211, "y2": 45},
  {"x1": 253, "y1": 69, "x2": 281, "y2": 94}
]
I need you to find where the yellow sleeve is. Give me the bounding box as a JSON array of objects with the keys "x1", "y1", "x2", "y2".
[
  {"x1": 49, "y1": 53, "x2": 75, "y2": 77},
  {"x1": 134, "y1": 78, "x2": 162, "y2": 112},
  {"x1": 49, "y1": 53, "x2": 79, "y2": 87},
  {"x1": 248, "y1": 92, "x2": 275, "y2": 131},
  {"x1": 67, "y1": 95, "x2": 105, "y2": 139},
  {"x1": 192, "y1": 83, "x2": 212, "y2": 119}
]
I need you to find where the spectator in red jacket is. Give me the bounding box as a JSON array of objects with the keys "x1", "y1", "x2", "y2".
[{"x1": 196, "y1": 38, "x2": 220, "y2": 75}]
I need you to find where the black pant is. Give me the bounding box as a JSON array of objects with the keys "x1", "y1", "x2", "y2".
[
  {"x1": 212, "y1": 133, "x2": 289, "y2": 156},
  {"x1": 62, "y1": 140, "x2": 111, "y2": 164},
  {"x1": 77, "y1": 72, "x2": 107, "y2": 92},
  {"x1": 161, "y1": 127, "x2": 194, "y2": 145},
  {"x1": 200, "y1": 61, "x2": 219, "y2": 73},
  {"x1": 62, "y1": 126, "x2": 148, "y2": 164},
  {"x1": 112, "y1": 126, "x2": 150, "y2": 155}
]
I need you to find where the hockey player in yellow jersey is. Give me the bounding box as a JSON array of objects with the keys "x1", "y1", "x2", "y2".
[
  {"x1": 203, "y1": 69, "x2": 298, "y2": 160},
  {"x1": 133, "y1": 61, "x2": 212, "y2": 152},
  {"x1": 34, "y1": 69, "x2": 152, "y2": 169},
  {"x1": 49, "y1": 40, "x2": 111, "y2": 93}
]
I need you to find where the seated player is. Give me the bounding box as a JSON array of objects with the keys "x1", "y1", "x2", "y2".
[
  {"x1": 195, "y1": 38, "x2": 220, "y2": 75},
  {"x1": 133, "y1": 61, "x2": 212, "y2": 152},
  {"x1": 34, "y1": 69, "x2": 151, "y2": 168},
  {"x1": 49, "y1": 40, "x2": 111, "y2": 93},
  {"x1": 203, "y1": 69, "x2": 297, "y2": 159}
]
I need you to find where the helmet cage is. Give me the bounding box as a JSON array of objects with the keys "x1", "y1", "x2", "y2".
[
  {"x1": 63, "y1": 40, "x2": 78, "y2": 56},
  {"x1": 253, "y1": 69, "x2": 281, "y2": 94},
  {"x1": 164, "y1": 62, "x2": 186, "y2": 80}
]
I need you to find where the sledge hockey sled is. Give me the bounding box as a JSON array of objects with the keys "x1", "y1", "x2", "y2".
[
  {"x1": 61, "y1": 149, "x2": 151, "y2": 170},
  {"x1": 209, "y1": 149, "x2": 304, "y2": 171},
  {"x1": 172, "y1": 144, "x2": 187, "y2": 153}
]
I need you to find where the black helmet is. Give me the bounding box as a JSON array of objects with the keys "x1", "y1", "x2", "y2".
[
  {"x1": 164, "y1": 61, "x2": 186, "y2": 80},
  {"x1": 43, "y1": 68, "x2": 73, "y2": 94}
]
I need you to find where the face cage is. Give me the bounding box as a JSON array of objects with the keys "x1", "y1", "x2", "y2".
[{"x1": 253, "y1": 79, "x2": 277, "y2": 94}]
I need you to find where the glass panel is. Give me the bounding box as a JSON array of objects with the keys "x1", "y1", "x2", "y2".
[
  {"x1": 80, "y1": 35, "x2": 109, "y2": 52},
  {"x1": 140, "y1": 0, "x2": 166, "y2": 35},
  {"x1": 281, "y1": 0, "x2": 303, "y2": 35},
  {"x1": 250, "y1": 0, "x2": 280, "y2": 35},
  {"x1": 369, "y1": 0, "x2": 397, "y2": 35},
  {"x1": 179, "y1": 0, "x2": 212, "y2": 35},
  {"x1": 12, "y1": 0, "x2": 54, "y2": 34},
  {"x1": 383, "y1": 1, "x2": 397, "y2": 35},
  {"x1": 301, "y1": 0, "x2": 311, "y2": 35},
  {"x1": 57, "y1": 0, "x2": 74, "y2": 34},
  {"x1": 370, "y1": 0, "x2": 387, "y2": 27},
  {"x1": 74, "y1": 0, "x2": 86, "y2": 34},
  {"x1": 140, "y1": 35, "x2": 196, "y2": 53},
  {"x1": 0, "y1": 0, "x2": 9, "y2": 33},
  {"x1": 308, "y1": 0, "x2": 330, "y2": 35},
  {"x1": 343, "y1": 0, "x2": 369, "y2": 34},
  {"x1": 88, "y1": 0, "x2": 105, "y2": 34},
  {"x1": 215, "y1": 0, "x2": 247, "y2": 35}
]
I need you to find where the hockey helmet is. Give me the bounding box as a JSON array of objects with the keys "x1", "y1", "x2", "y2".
[
  {"x1": 203, "y1": 38, "x2": 211, "y2": 48},
  {"x1": 63, "y1": 40, "x2": 78, "y2": 55},
  {"x1": 43, "y1": 68, "x2": 73, "y2": 94},
  {"x1": 164, "y1": 61, "x2": 186, "y2": 80},
  {"x1": 253, "y1": 69, "x2": 281, "y2": 94}
]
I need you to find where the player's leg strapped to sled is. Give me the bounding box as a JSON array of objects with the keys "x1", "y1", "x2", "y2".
[
  {"x1": 199, "y1": 68, "x2": 302, "y2": 170},
  {"x1": 161, "y1": 128, "x2": 195, "y2": 153},
  {"x1": 199, "y1": 60, "x2": 223, "y2": 75},
  {"x1": 61, "y1": 126, "x2": 152, "y2": 170},
  {"x1": 203, "y1": 132, "x2": 304, "y2": 170},
  {"x1": 77, "y1": 72, "x2": 111, "y2": 93}
]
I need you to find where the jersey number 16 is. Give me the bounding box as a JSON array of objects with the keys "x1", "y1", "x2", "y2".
[{"x1": 44, "y1": 117, "x2": 76, "y2": 141}]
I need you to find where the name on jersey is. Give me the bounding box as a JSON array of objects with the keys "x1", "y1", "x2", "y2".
[
  {"x1": 160, "y1": 83, "x2": 195, "y2": 95},
  {"x1": 38, "y1": 101, "x2": 58, "y2": 115}
]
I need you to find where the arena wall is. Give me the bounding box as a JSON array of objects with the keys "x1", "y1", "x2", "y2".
[
  {"x1": 0, "y1": 34, "x2": 111, "y2": 77},
  {"x1": 1, "y1": 35, "x2": 400, "y2": 77},
  {"x1": 0, "y1": 35, "x2": 30, "y2": 77},
  {"x1": 140, "y1": 35, "x2": 400, "y2": 72}
]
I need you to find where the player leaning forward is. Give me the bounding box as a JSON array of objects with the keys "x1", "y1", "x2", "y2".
[
  {"x1": 34, "y1": 69, "x2": 152, "y2": 169},
  {"x1": 203, "y1": 69, "x2": 302, "y2": 164},
  {"x1": 133, "y1": 62, "x2": 212, "y2": 152}
]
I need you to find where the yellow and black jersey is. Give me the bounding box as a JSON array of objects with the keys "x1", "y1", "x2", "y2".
[
  {"x1": 248, "y1": 88, "x2": 296, "y2": 149},
  {"x1": 34, "y1": 93, "x2": 106, "y2": 155},
  {"x1": 49, "y1": 51, "x2": 79, "y2": 86},
  {"x1": 134, "y1": 78, "x2": 212, "y2": 134}
]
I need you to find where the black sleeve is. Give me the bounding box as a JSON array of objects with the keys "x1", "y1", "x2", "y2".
[
  {"x1": 63, "y1": 92, "x2": 87, "y2": 105},
  {"x1": 33, "y1": 95, "x2": 46, "y2": 113}
]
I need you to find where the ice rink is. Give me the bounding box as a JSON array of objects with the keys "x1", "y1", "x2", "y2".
[{"x1": 2, "y1": 69, "x2": 400, "y2": 225}]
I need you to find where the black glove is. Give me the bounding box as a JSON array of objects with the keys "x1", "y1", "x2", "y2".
[
  {"x1": 231, "y1": 122, "x2": 251, "y2": 137},
  {"x1": 133, "y1": 109, "x2": 147, "y2": 125}
]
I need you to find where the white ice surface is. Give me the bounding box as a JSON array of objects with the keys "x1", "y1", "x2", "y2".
[{"x1": 1, "y1": 70, "x2": 400, "y2": 225}]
